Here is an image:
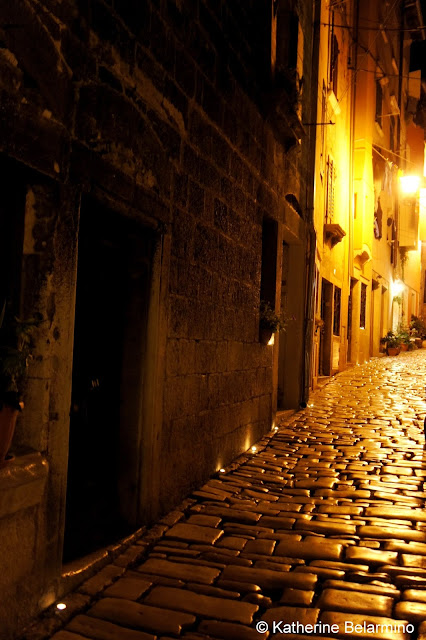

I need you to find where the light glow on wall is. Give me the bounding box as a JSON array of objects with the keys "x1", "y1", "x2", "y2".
[
  {"x1": 421, "y1": 188, "x2": 426, "y2": 213},
  {"x1": 400, "y1": 175, "x2": 421, "y2": 195},
  {"x1": 392, "y1": 279, "x2": 404, "y2": 296}
]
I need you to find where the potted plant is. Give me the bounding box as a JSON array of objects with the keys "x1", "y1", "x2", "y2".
[
  {"x1": 259, "y1": 301, "x2": 287, "y2": 345},
  {"x1": 397, "y1": 326, "x2": 411, "y2": 351},
  {"x1": 410, "y1": 315, "x2": 426, "y2": 348},
  {"x1": 380, "y1": 330, "x2": 401, "y2": 356},
  {"x1": 0, "y1": 302, "x2": 41, "y2": 467}
]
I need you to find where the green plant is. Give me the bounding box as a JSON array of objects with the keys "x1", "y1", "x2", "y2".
[
  {"x1": 397, "y1": 325, "x2": 411, "y2": 345},
  {"x1": 380, "y1": 330, "x2": 401, "y2": 349},
  {"x1": 259, "y1": 301, "x2": 287, "y2": 333},
  {"x1": 0, "y1": 302, "x2": 42, "y2": 411},
  {"x1": 410, "y1": 315, "x2": 426, "y2": 339}
]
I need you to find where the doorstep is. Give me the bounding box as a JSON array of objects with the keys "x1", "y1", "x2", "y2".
[{"x1": 0, "y1": 449, "x2": 48, "y2": 518}]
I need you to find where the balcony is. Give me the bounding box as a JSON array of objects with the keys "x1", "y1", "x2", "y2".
[{"x1": 324, "y1": 223, "x2": 346, "y2": 247}]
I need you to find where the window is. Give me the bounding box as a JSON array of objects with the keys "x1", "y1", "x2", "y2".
[
  {"x1": 375, "y1": 81, "x2": 383, "y2": 124},
  {"x1": 360, "y1": 283, "x2": 367, "y2": 329},
  {"x1": 0, "y1": 158, "x2": 26, "y2": 316},
  {"x1": 287, "y1": 12, "x2": 299, "y2": 70},
  {"x1": 333, "y1": 286, "x2": 341, "y2": 335},
  {"x1": 329, "y1": 28, "x2": 339, "y2": 96},
  {"x1": 390, "y1": 115, "x2": 395, "y2": 152},
  {"x1": 260, "y1": 217, "x2": 278, "y2": 309},
  {"x1": 272, "y1": 5, "x2": 303, "y2": 94},
  {"x1": 326, "y1": 156, "x2": 335, "y2": 222},
  {"x1": 374, "y1": 198, "x2": 383, "y2": 239},
  {"x1": 320, "y1": 81, "x2": 327, "y2": 164}
]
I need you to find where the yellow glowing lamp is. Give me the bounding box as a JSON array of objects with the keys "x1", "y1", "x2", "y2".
[
  {"x1": 400, "y1": 175, "x2": 420, "y2": 195},
  {"x1": 393, "y1": 279, "x2": 404, "y2": 295}
]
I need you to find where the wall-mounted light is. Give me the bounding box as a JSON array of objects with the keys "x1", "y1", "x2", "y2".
[
  {"x1": 400, "y1": 175, "x2": 421, "y2": 195},
  {"x1": 393, "y1": 278, "x2": 404, "y2": 296}
]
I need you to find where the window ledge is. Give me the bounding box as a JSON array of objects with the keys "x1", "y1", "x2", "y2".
[
  {"x1": 354, "y1": 245, "x2": 372, "y2": 267},
  {"x1": 324, "y1": 223, "x2": 346, "y2": 247},
  {"x1": 0, "y1": 449, "x2": 48, "y2": 518}
]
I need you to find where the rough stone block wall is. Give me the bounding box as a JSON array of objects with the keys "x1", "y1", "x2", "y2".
[
  {"x1": 0, "y1": 0, "x2": 306, "y2": 501},
  {"x1": 0, "y1": 1, "x2": 310, "y2": 632}
]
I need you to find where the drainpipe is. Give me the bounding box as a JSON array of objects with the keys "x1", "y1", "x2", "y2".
[{"x1": 301, "y1": 0, "x2": 321, "y2": 405}]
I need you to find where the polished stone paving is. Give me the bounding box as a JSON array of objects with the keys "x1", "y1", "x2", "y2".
[{"x1": 22, "y1": 351, "x2": 426, "y2": 639}]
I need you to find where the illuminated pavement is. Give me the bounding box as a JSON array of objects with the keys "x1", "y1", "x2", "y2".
[{"x1": 22, "y1": 350, "x2": 426, "y2": 640}]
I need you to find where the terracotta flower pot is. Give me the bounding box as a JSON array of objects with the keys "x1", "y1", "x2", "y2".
[
  {"x1": 0, "y1": 406, "x2": 19, "y2": 468},
  {"x1": 400, "y1": 343, "x2": 408, "y2": 351},
  {"x1": 387, "y1": 347, "x2": 399, "y2": 356}
]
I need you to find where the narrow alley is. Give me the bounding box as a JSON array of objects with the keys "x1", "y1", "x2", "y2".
[{"x1": 23, "y1": 350, "x2": 426, "y2": 640}]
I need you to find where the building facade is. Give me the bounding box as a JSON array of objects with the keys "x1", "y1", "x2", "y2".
[
  {"x1": 311, "y1": 0, "x2": 425, "y2": 386},
  {"x1": 0, "y1": 1, "x2": 318, "y2": 636}
]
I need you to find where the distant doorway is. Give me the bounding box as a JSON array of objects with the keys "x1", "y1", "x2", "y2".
[
  {"x1": 319, "y1": 279, "x2": 333, "y2": 375},
  {"x1": 63, "y1": 198, "x2": 153, "y2": 562},
  {"x1": 347, "y1": 278, "x2": 356, "y2": 362}
]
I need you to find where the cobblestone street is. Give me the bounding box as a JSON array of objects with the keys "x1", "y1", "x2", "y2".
[{"x1": 25, "y1": 350, "x2": 426, "y2": 640}]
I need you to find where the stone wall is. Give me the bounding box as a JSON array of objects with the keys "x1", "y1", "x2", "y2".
[{"x1": 0, "y1": 0, "x2": 311, "y2": 634}]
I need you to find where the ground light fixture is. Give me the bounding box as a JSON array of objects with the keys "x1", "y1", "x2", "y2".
[{"x1": 56, "y1": 603, "x2": 67, "y2": 610}]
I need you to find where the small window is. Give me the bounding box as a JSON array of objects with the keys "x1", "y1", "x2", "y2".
[
  {"x1": 321, "y1": 81, "x2": 327, "y2": 162},
  {"x1": 260, "y1": 217, "x2": 278, "y2": 309},
  {"x1": 333, "y1": 286, "x2": 341, "y2": 336},
  {"x1": 326, "y1": 156, "x2": 335, "y2": 223},
  {"x1": 360, "y1": 283, "x2": 367, "y2": 329},
  {"x1": 390, "y1": 115, "x2": 395, "y2": 152},
  {"x1": 0, "y1": 158, "x2": 26, "y2": 315},
  {"x1": 273, "y1": 5, "x2": 303, "y2": 95},
  {"x1": 288, "y1": 13, "x2": 299, "y2": 70},
  {"x1": 375, "y1": 81, "x2": 383, "y2": 124},
  {"x1": 329, "y1": 34, "x2": 339, "y2": 96}
]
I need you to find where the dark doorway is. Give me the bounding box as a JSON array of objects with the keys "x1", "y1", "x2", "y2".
[
  {"x1": 319, "y1": 279, "x2": 333, "y2": 375},
  {"x1": 347, "y1": 278, "x2": 356, "y2": 362},
  {"x1": 63, "y1": 199, "x2": 153, "y2": 562},
  {"x1": 277, "y1": 242, "x2": 289, "y2": 409},
  {"x1": 0, "y1": 157, "x2": 26, "y2": 315}
]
